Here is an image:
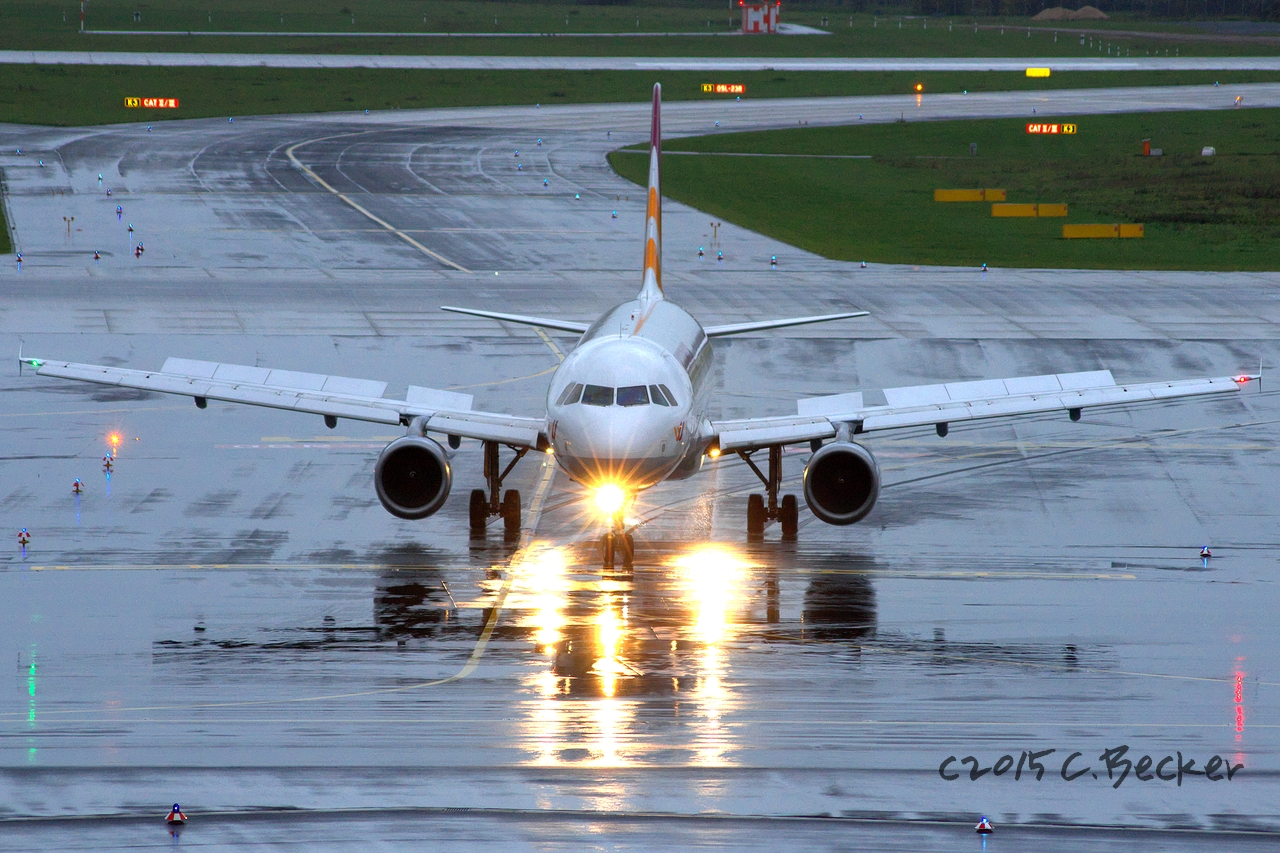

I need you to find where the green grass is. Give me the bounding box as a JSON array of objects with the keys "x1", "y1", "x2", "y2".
[
  {"x1": 3, "y1": 64, "x2": 1278, "y2": 126},
  {"x1": 1, "y1": 0, "x2": 1275, "y2": 56},
  {"x1": 608, "y1": 108, "x2": 1280, "y2": 271}
]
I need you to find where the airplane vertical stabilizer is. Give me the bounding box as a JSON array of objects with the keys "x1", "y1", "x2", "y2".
[{"x1": 639, "y1": 83, "x2": 663, "y2": 302}]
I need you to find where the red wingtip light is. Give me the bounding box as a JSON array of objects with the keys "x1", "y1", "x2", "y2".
[{"x1": 1235, "y1": 375, "x2": 1251, "y2": 384}]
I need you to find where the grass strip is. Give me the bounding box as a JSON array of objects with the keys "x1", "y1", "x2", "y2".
[
  {"x1": 1, "y1": 65, "x2": 1278, "y2": 126},
  {"x1": 3, "y1": 1, "x2": 1277, "y2": 56},
  {"x1": 608, "y1": 107, "x2": 1280, "y2": 271}
]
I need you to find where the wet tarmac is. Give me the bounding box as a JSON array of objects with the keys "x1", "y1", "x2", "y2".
[{"x1": 2, "y1": 91, "x2": 1279, "y2": 848}]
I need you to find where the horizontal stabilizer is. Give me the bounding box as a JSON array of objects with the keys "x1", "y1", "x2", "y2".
[
  {"x1": 704, "y1": 311, "x2": 869, "y2": 338},
  {"x1": 440, "y1": 305, "x2": 589, "y2": 334}
]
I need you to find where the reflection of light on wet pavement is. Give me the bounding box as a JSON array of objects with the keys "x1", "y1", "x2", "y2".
[
  {"x1": 593, "y1": 596, "x2": 626, "y2": 698},
  {"x1": 523, "y1": 546, "x2": 570, "y2": 653},
  {"x1": 672, "y1": 545, "x2": 749, "y2": 766},
  {"x1": 672, "y1": 545, "x2": 748, "y2": 647}
]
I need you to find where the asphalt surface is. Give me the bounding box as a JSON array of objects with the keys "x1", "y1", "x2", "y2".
[
  {"x1": 4, "y1": 49, "x2": 1280, "y2": 71},
  {"x1": 1, "y1": 88, "x2": 1278, "y2": 849}
]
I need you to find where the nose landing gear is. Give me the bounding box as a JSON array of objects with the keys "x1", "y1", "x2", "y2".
[
  {"x1": 469, "y1": 440, "x2": 526, "y2": 542},
  {"x1": 741, "y1": 445, "x2": 798, "y2": 540},
  {"x1": 600, "y1": 505, "x2": 634, "y2": 570}
]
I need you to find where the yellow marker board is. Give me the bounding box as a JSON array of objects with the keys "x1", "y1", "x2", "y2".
[
  {"x1": 935, "y1": 189, "x2": 1007, "y2": 202},
  {"x1": 1063, "y1": 224, "x2": 1145, "y2": 238},
  {"x1": 1026, "y1": 67, "x2": 1051, "y2": 78},
  {"x1": 992, "y1": 204, "x2": 1038, "y2": 217}
]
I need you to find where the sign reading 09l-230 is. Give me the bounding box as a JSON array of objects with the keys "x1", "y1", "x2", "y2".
[{"x1": 701, "y1": 84, "x2": 745, "y2": 94}]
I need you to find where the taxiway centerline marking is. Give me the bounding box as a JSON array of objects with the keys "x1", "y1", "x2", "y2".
[{"x1": 285, "y1": 135, "x2": 472, "y2": 274}]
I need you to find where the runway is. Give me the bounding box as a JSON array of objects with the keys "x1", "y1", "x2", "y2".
[
  {"x1": 5, "y1": 49, "x2": 1280, "y2": 71},
  {"x1": 1, "y1": 87, "x2": 1278, "y2": 848}
]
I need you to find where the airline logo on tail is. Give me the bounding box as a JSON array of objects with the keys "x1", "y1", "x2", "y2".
[{"x1": 641, "y1": 83, "x2": 663, "y2": 300}]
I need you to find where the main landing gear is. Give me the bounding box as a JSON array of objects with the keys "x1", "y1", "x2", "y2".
[
  {"x1": 469, "y1": 440, "x2": 526, "y2": 541},
  {"x1": 738, "y1": 445, "x2": 798, "y2": 540}
]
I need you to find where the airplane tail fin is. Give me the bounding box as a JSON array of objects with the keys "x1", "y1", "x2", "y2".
[{"x1": 639, "y1": 83, "x2": 663, "y2": 303}]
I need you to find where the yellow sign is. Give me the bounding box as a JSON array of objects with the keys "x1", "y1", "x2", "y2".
[
  {"x1": 701, "y1": 83, "x2": 745, "y2": 94},
  {"x1": 125, "y1": 97, "x2": 180, "y2": 109},
  {"x1": 1026, "y1": 67, "x2": 1052, "y2": 78},
  {"x1": 1026, "y1": 123, "x2": 1077, "y2": 134}
]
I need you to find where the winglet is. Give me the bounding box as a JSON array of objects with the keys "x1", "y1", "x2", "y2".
[
  {"x1": 639, "y1": 83, "x2": 663, "y2": 302},
  {"x1": 16, "y1": 340, "x2": 42, "y2": 376}
]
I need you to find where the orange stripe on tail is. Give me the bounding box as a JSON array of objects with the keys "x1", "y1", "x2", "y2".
[{"x1": 639, "y1": 83, "x2": 663, "y2": 300}]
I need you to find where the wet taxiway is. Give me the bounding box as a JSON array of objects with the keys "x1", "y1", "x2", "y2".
[{"x1": 2, "y1": 90, "x2": 1279, "y2": 848}]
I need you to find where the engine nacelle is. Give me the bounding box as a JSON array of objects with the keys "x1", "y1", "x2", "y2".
[
  {"x1": 374, "y1": 436, "x2": 452, "y2": 520},
  {"x1": 803, "y1": 441, "x2": 880, "y2": 526}
]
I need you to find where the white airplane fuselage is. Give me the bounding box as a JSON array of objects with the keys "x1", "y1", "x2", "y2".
[{"x1": 546, "y1": 297, "x2": 712, "y2": 491}]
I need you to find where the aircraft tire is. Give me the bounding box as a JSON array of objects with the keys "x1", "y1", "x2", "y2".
[
  {"x1": 469, "y1": 489, "x2": 487, "y2": 535},
  {"x1": 747, "y1": 493, "x2": 765, "y2": 538},
  {"x1": 502, "y1": 489, "x2": 521, "y2": 540},
  {"x1": 780, "y1": 494, "x2": 798, "y2": 540}
]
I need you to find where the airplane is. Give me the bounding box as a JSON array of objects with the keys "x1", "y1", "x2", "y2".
[{"x1": 20, "y1": 83, "x2": 1259, "y2": 567}]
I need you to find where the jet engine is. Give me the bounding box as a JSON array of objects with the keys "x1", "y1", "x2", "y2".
[
  {"x1": 803, "y1": 441, "x2": 880, "y2": 525},
  {"x1": 374, "y1": 436, "x2": 452, "y2": 520}
]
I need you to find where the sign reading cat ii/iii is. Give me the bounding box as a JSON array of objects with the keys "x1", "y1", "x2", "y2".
[
  {"x1": 1026, "y1": 123, "x2": 1077, "y2": 134},
  {"x1": 125, "y1": 97, "x2": 180, "y2": 108}
]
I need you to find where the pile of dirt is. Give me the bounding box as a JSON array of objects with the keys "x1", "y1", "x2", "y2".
[{"x1": 1031, "y1": 5, "x2": 1111, "y2": 19}]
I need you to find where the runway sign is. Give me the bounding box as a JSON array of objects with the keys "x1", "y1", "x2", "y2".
[
  {"x1": 701, "y1": 84, "x2": 746, "y2": 94},
  {"x1": 125, "y1": 97, "x2": 180, "y2": 108},
  {"x1": 1027, "y1": 123, "x2": 1077, "y2": 134},
  {"x1": 1026, "y1": 67, "x2": 1052, "y2": 77}
]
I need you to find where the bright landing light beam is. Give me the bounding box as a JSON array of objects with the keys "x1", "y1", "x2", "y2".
[{"x1": 594, "y1": 484, "x2": 627, "y2": 517}]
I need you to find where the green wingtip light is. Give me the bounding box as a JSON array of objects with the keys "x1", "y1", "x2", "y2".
[{"x1": 22, "y1": 359, "x2": 43, "y2": 368}]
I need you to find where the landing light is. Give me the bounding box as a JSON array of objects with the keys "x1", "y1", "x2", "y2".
[
  {"x1": 594, "y1": 483, "x2": 627, "y2": 517},
  {"x1": 708, "y1": 447, "x2": 721, "y2": 459}
]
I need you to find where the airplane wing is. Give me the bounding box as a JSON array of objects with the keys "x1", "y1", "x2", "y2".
[
  {"x1": 703, "y1": 311, "x2": 870, "y2": 338},
  {"x1": 21, "y1": 356, "x2": 547, "y2": 448},
  {"x1": 440, "y1": 306, "x2": 590, "y2": 335},
  {"x1": 711, "y1": 369, "x2": 1258, "y2": 452}
]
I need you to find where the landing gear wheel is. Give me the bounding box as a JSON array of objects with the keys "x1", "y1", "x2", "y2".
[
  {"x1": 601, "y1": 531, "x2": 616, "y2": 569},
  {"x1": 501, "y1": 489, "x2": 521, "y2": 541},
  {"x1": 621, "y1": 532, "x2": 635, "y2": 568},
  {"x1": 469, "y1": 489, "x2": 487, "y2": 536},
  {"x1": 780, "y1": 494, "x2": 798, "y2": 541},
  {"x1": 747, "y1": 493, "x2": 765, "y2": 538}
]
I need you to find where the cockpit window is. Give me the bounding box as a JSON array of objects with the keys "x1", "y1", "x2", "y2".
[
  {"x1": 648, "y1": 385, "x2": 670, "y2": 406},
  {"x1": 581, "y1": 384, "x2": 614, "y2": 407},
  {"x1": 658, "y1": 384, "x2": 678, "y2": 406},
  {"x1": 616, "y1": 385, "x2": 649, "y2": 407},
  {"x1": 556, "y1": 382, "x2": 583, "y2": 406}
]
